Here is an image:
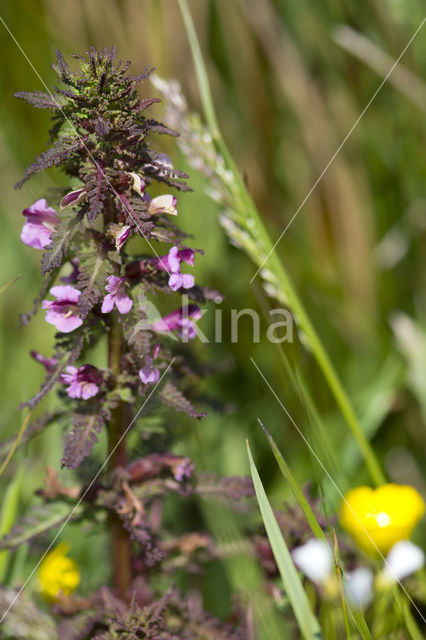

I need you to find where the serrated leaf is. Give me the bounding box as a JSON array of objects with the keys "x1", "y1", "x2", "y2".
[
  {"x1": 77, "y1": 239, "x2": 112, "y2": 317},
  {"x1": 160, "y1": 380, "x2": 205, "y2": 419},
  {"x1": 62, "y1": 413, "x2": 104, "y2": 469},
  {"x1": 41, "y1": 210, "x2": 81, "y2": 275},
  {"x1": 15, "y1": 90, "x2": 64, "y2": 110},
  {"x1": 0, "y1": 502, "x2": 82, "y2": 551}
]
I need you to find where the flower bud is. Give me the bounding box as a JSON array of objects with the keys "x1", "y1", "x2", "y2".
[
  {"x1": 60, "y1": 188, "x2": 86, "y2": 209},
  {"x1": 292, "y1": 539, "x2": 333, "y2": 585},
  {"x1": 377, "y1": 540, "x2": 425, "y2": 587}
]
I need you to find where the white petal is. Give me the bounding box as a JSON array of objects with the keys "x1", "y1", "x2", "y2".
[
  {"x1": 382, "y1": 541, "x2": 425, "y2": 583},
  {"x1": 344, "y1": 568, "x2": 374, "y2": 608},
  {"x1": 292, "y1": 539, "x2": 333, "y2": 585}
]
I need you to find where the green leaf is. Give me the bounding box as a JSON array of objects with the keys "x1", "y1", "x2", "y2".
[
  {"x1": 258, "y1": 419, "x2": 326, "y2": 541},
  {"x1": 246, "y1": 439, "x2": 323, "y2": 640},
  {"x1": 0, "y1": 502, "x2": 82, "y2": 551}
]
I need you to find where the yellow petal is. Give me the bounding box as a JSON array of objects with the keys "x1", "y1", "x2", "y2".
[{"x1": 340, "y1": 484, "x2": 425, "y2": 555}]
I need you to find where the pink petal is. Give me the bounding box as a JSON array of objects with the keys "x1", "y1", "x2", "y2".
[
  {"x1": 20, "y1": 222, "x2": 52, "y2": 250},
  {"x1": 181, "y1": 274, "x2": 195, "y2": 289},
  {"x1": 168, "y1": 273, "x2": 182, "y2": 291},
  {"x1": 101, "y1": 293, "x2": 115, "y2": 314},
  {"x1": 168, "y1": 246, "x2": 180, "y2": 272},
  {"x1": 115, "y1": 293, "x2": 133, "y2": 314},
  {"x1": 50, "y1": 285, "x2": 81, "y2": 303}
]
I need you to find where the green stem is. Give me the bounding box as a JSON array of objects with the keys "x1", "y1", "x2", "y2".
[{"x1": 178, "y1": 0, "x2": 384, "y2": 487}]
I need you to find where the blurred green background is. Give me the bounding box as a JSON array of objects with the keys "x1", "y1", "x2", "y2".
[{"x1": 1, "y1": 0, "x2": 425, "y2": 612}]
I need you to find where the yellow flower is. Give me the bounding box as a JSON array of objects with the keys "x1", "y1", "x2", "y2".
[
  {"x1": 340, "y1": 484, "x2": 425, "y2": 555},
  {"x1": 38, "y1": 543, "x2": 80, "y2": 601}
]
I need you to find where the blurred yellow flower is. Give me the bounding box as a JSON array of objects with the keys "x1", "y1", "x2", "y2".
[
  {"x1": 38, "y1": 543, "x2": 80, "y2": 601},
  {"x1": 340, "y1": 484, "x2": 425, "y2": 555}
]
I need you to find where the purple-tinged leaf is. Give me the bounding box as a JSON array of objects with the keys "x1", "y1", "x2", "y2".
[{"x1": 62, "y1": 413, "x2": 104, "y2": 468}]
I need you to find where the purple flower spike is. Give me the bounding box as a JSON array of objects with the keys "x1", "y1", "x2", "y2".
[
  {"x1": 101, "y1": 275, "x2": 133, "y2": 314},
  {"x1": 115, "y1": 225, "x2": 131, "y2": 252},
  {"x1": 30, "y1": 350, "x2": 57, "y2": 372},
  {"x1": 151, "y1": 305, "x2": 202, "y2": 340},
  {"x1": 20, "y1": 199, "x2": 59, "y2": 250},
  {"x1": 61, "y1": 364, "x2": 102, "y2": 399},
  {"x1": 42, "y1": 285, "x2": 83, "y2": 333},
  {"x1": 148, "y1": 194, "x2": 178, "y2": 216},
  {"x1": 60, "y1": 188, "x2": 86, "y2": 209}
]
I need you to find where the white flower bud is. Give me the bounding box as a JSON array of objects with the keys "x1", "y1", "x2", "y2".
[
  {"x1": 380, "y1": 540, "x2": 425, "y2": 585},
  {"x1": 292, "y1": 539, "x2": 333, "y2": 585},
  {"x1": 344, "y1": 568, "x2": 374, "y2": 608}
]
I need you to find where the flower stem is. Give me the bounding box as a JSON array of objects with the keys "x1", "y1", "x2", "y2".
[
  {"x1": 107, "y1": 279, "x2": 132, "y2": 598},
  {"x1": 103, "y1": 193, "x2": 133, "y2": 597}
]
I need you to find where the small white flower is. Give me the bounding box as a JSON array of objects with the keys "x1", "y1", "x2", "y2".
[
  {"x1": 344, "y1": 568, "x2": 374, "y2": 608},
  {"x1": 129, "y1": 172, "x2": 146, "y2": 197},
  {"x1": 380, "y1": 540, "x2": 425, "y2": 584},
  {"x1": 148, "y1": 194, "x2": 178, "y2": 216},
  {"x1": 292, "y1": 539, "x2": 333, "y2": 585}
]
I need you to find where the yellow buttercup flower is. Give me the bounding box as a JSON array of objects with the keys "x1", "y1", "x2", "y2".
[
  {"x1": 340, "y1": 484, "x2": 425, "y2": 555},
  {"x1": 38, "y1": 543, "x2": 80, "y2": 601}
]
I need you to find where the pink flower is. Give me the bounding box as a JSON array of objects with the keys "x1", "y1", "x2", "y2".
[
  {"x1": 20, "y1": 199, "x2": 59, "y2": 250},
  {"x1": 151, "y1": 305, "x2": 202, "y2": 340},
  {"x1": 151, "y1": 246, "x2": 195, "y2": 291},
  {"x1": 139, "y1": 358, "x2": 160, "y2": 385},
  {"x1": 30, "y1": 350, "x2": 57, "y2": 372},
  {"x1": 148, "y1": 194, "x2": 178, "y2": 216},
  {"x1": 61, "y1": 364, "x2": 102, "y2": 399},
  {"x1": 42, "y1": 286, "x2": 83, "y2": 333},
  {"x1": 139, "y1": 345, "x2": 161, "y2": 385},
  {"x1": 101, "y1": 276, "x2": 133, "y2": 314}
]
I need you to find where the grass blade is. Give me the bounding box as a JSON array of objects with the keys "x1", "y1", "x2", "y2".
[
  {"x1": 258, "y1": 419, "x2": 326, "y2": 541},
  {"x1": 246, "y1": 439, "x2": 323, "y2": 640}
]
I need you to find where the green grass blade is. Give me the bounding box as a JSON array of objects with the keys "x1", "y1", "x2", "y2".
[
  {"x1": 177, "y1": 0, "x2": 384, "y2": 487},
  {"x1": 0, "y1": 467, "x2": 24, "y2": 582},
  {"x1": 0, "y1": 274, "x2": 22, "y2": 296},
  {"x1": 258, "y1": 419, "x2": 326, "y2": 540},
  {"x1": 246, "y1": 439, "x2": 323, "y2": 640}
]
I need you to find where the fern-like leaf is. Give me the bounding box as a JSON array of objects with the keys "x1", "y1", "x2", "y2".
[
  {"x1": 77, "y1": 239, "x2": 112, "y2": 317},
  {"x1": 62, "y1": 412, "x2": 104, "y2": 469},
  {"x1": 160, "y1": 380, "x2": 205, "y2": 419},
  {"x1": 0, "y1": 502, "x2": 82, "y2": 551},
  {"x1": 15, "y1": 90, "x2": 64, "y2": 110},
  {"x1": 15, "y1": 135, "x2": 88, "y2": 189},
  {"x1": 41, "y1": 209, "x2": 81, "y2": 276},
  {"x1": 195, "y1": 473, "x2": 254, "y2": 502}
]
